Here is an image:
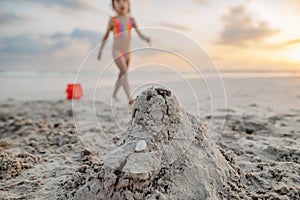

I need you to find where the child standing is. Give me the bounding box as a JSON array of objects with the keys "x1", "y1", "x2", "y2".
[{"x1": 98, "y1": 0, "x2": 151, "y2": 105}]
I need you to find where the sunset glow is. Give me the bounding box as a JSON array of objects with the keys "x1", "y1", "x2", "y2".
[
  {"x1": 286, "y1": 46, "x2": 300, "y2": 62},
  {"x1": 0, "y1": 0, "x2": 300, "y2": 72}
]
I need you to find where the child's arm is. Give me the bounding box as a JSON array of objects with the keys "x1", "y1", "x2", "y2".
[
  {"x1": 132, "y1": 18, "x2": 151, "y2": 45},
  {"x1": 98, "y1": 18, "x2": 113, "y2": 60}
]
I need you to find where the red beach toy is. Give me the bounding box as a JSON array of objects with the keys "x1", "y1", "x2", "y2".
[{"x1": 66, "y1": 84, "x2": 83, "y2": 100}]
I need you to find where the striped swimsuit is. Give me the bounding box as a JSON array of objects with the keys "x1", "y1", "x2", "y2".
[{"x1": 111, "y1": 16, "x2": 135, "y2": 60}]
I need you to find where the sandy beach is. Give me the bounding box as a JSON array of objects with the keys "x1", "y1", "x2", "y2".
[
  {"x1": 0, "y1": 74, "x2": 300, "y2": 199},
  {"x1": 2, "y1": 0, "x2": 300, "y2": 199}
]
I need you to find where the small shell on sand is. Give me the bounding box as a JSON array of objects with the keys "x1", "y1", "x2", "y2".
[{"x1": 135, "y1": 140, "x2": 147, "y2": 152}]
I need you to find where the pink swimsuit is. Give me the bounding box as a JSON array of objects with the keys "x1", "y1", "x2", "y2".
[{"x1": 111, "y1": 16, "x2": 135, "y2": 60}]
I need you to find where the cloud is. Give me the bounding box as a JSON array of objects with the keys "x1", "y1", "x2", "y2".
[
  {"x1": 194, "y1": 0, "x2": 207, "y2": 4},
  {"x1": 159, "y1": 22, "x2": 190, "y2": 31},
  {"x1": 267, "y1": 38, "x2": 300, "y2": 49},
  {"x1": 28, "y1": 0, "x2": 94, "y2": 10},
  {"x1": 286, "y1": 0, "x2": 300, "y2": 7},
  {"x1": 52, "y1": 28, "x2": 101, "y2": 47},
  {"x1": 218, "y1": 5, "x2": 279, "y2": 46},
  {"x1": 0, "y1": 34, "x2": 52, "y2": 54},
  {"x1": 0, "y1": 29, "x2": 102, "y2": 55},
  {"x1": 139, "y1": 0, "x2": 150, "y2": 7},
  {"x1": 277, "y1": 39, "x2": 300, "y2": 47},
  {"x1": 25, "y1": 0, "x2": 103, "y2": 14},
  {"x1": 0, "y1": 10, "x2": 25, "y2": 24}
]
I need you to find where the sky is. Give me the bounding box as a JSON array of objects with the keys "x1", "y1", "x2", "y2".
[{"x1": 0, "y1": 0, "x2": 300, "y2": 73}]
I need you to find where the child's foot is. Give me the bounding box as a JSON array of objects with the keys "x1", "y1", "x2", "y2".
[{"x1": 129, "y1": 99, "x2": 134, "y2": 105}]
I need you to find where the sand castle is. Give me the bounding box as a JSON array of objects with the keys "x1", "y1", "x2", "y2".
[{"x1": 59, "y1": 87, "x2": 245, "y2": 199}]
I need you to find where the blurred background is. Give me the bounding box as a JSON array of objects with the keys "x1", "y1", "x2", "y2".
[
  {"x1": 1, "y1": 0, "x2": 300, "y2": 72},
  {"x1": 0, "y1": 0, "x2": 299, "y2": 101}
]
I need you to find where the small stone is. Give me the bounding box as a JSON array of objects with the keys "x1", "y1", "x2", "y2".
[
  {"x1": 37, "y1": 147, "x2": 46, "y2": 154},
  {"x1": 135, "y1": 140, "x2": 147, "y2": 152},
  {"x1": 81, "y1": 149, "x2": 92, "y2": 158}
]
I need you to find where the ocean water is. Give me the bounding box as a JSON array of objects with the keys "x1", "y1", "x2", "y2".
[{"x1": 1, "y1": 71, "x2": 299, "y2": 117}]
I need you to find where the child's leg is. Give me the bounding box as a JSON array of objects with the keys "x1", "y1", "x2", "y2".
[
  {"x1": 125, "y1": 58, "x2": 134, "y2": 105},
  {"x1": 113, "y1": 56, "x2": 129, "y2": 100},
  {"x1": 115, "y1": 57, "x2": 130, "y2": 98},
  {"x1": 112, "y1": 51, "x2": 124, "y2": 99},
  {"x1": 113, "y1": 55, "x2": 132, "y2": 102},
  {"x1": 112, "y1": 72, "x2": 122, "y2": 100}
]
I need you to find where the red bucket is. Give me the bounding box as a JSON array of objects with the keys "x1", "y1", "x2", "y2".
[{"x1": 66, "y1": 84, "x2": 83, "y2": 100}]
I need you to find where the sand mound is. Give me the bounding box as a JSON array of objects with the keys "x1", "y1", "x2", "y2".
[{"x1": 58, "y1": 87, "x2": 245, "y2": 199}]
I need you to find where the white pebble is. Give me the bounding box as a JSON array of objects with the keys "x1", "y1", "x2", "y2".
[{"x1": 135, "y1": 140, "x2": 147, "y2": 152}]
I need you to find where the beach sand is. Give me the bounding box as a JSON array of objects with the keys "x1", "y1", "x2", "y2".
[{"x1": 0, "y1": 75, "x2": 300, "y2": 199}]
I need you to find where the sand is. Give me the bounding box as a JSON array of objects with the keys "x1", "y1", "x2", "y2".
[
  {"x1": 55, "y1": 87, "x2": 245, "y2": 199},
  {"x1": 0, "y1": 78, "x2": 300, "y2": 199}
]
